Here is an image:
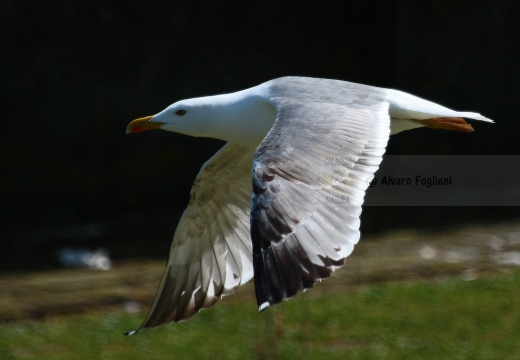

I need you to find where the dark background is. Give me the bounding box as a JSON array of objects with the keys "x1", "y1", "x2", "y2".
[{"x1": 1, "y1": 0, "x2": 518, "y2": 271}]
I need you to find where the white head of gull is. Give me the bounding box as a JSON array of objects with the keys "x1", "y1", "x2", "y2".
[{"x1": 125, "y1": 76, "x2": 492, "y2": 335}]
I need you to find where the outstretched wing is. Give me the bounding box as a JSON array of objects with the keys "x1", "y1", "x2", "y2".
[
  {"x1": 251, "y1": 82, "x2": 391, "y2": 310},
  {"x1": 128, "y1": 143, "x2": 256, "y2": 334}
]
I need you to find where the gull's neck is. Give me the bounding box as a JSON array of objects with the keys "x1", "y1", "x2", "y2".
[{"x1": 198, "y1": 85, "x2": 277, "y2": 146}]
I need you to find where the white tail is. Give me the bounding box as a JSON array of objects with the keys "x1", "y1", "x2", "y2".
[{"x1": 385, "y1": 89, "x2": 493, "y2": 123}]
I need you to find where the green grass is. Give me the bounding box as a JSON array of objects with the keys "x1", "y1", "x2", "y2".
[{"x1": 1, "y1": 270, "x2": 519, "y2": 360}]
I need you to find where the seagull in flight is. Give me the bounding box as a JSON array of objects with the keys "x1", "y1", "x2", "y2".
[{"x1": 125, "y1": 76, "x2": 491, "y2": 334}]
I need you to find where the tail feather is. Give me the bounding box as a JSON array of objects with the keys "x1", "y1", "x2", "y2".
[{"x1": 385, "y1": 89, "x2": 493, "y2": 123}]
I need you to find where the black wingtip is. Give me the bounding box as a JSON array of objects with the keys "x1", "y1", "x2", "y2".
[
  {"x1": 258, "y1": 302, "x2": 270, "y2": 313},
  {"x1": 124, "y1": 330, "x2": 138, "y2": 336}
]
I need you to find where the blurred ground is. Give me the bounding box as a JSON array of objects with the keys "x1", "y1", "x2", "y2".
[{"x1": 2, "y1": 219, "x2": 519, "y2": 323}]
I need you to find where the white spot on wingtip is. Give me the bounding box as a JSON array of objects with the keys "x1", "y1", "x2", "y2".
[
  {"x1": 124, "y1": 330, "x2": 137, "y2": 336},
  {"x1": 259, "y1": 302, "x2": 270, "y2": 312}
]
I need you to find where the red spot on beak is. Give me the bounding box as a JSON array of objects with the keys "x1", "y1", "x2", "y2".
[{"x1": 131, "y1": 126, "x2": 144, "y2": 134}]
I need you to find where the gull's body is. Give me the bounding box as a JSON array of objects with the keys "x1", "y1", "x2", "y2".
[{"x1": 126, "y1": 76, "x2": 491, "y2": 334}]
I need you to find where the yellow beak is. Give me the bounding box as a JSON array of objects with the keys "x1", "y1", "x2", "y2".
[{"x1": 126, "y1": 115, "x2": 165, "y2": 134}]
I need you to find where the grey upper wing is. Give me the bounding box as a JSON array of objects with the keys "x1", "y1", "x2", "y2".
[
  {"x1": 251, "y1": 88, "x2": 391, "y2": 309},
  {"x1": 128, "y1": 143, "x2": 256, "y2": 333}
]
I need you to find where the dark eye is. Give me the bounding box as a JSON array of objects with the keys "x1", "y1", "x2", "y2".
[{"x1": 175, "y1": 109, "x2": 187, "y2": 116}]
